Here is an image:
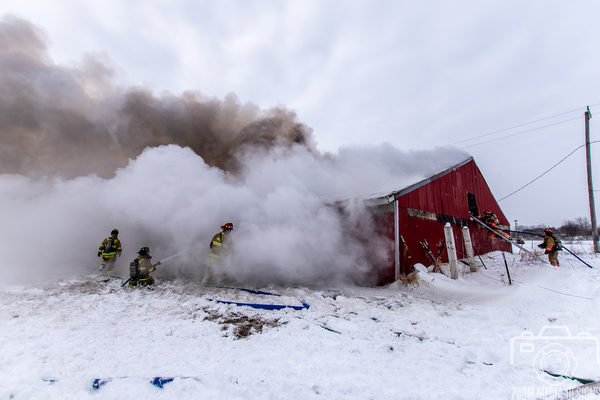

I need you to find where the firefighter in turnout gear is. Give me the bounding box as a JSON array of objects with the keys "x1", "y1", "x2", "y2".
[
  {"x1": 538, "y1": 228, "x2": 561, "y2": 266},
  {"x1": 98, "y1": 229, "x2": 122, "y2": 274},
  {"x1": 202, "y1": 223, "x2": 234, "y2": 284},
  {"x1": 129, "y1": 247, "x2": 156, "y2": 287},
  {"x1": 478, "y1": 210, "x2": 511, "y2": 240}
]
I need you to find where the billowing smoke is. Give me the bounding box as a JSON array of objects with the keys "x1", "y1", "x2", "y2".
[
  {"x1": 0, "y1": 15, "x2": 470, "y2": 286},
  {"x1": 0, "y1": 15, "x2": 314, "y2": 179}
]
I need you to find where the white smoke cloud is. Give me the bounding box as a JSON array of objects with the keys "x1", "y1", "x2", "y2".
[
  {"x1": 0, "y1": 15, "x2": 472, "y2": 286},
  {"x1": 0, "y1": 143, "x2": 469, "y2": 286}
]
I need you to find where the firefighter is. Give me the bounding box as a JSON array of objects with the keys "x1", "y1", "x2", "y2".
[
  {"x1": 478, "y1": 210, "x2": 511, "y2": 240},
  {"x1": 98, "y1": 229, "x2": 122, "y2": 274},
  {"x1": 129, "y1": 247, "x2": 156, "y2": 287},
  {"x1": 538, "y1": 228, "x2": 561, "y2": 266},
  {"x1": 202, "y1": 222, "x2": 234, "y2": 284}
]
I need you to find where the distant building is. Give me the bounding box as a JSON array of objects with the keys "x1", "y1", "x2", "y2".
[{"x1": 367, "y1": 157, "x2": 511, "y2": 285}]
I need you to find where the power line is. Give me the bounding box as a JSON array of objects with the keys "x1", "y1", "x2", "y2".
[
  {"x1": 460, "y1": 117, "x2": 580, "y2": 149},
  {"x1": 497, "y1": 140, "x2": 600, "y2": 202},
  {"x1": 445, "y1": 103, "x2": 600, "y2": 148},
  {"x1": 447, "y1": 108, "x2": 585, "y2": 147}
]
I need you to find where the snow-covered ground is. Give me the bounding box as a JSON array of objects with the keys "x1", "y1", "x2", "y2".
[{"x1": 1, "y1": 244, "x2": 600, "y2": 400}]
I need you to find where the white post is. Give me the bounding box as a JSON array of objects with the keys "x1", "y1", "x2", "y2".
[
  {"x1": 444, "y1": 223, "x2": 458, "y2": 279},
  {"x1": 462, "y1": 226, "x2": 476, "y2": 272}
]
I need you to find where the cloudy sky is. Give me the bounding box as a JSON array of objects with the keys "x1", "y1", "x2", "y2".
[{"x1": 2, "y1": 0, "x2": 600, "y2": 227}]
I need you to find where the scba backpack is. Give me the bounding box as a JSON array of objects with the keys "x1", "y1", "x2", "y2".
[
  {"x1": 553, "y1": 237, "x2": 563, "y2": 251},
  {"x1": 129, "y1": 259, "x2": 139, "y2": 280},
  {"x1": 103, "y1": 238, "x2": 118, "y2": 253}
]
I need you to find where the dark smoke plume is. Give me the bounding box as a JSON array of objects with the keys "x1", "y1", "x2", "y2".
[{"x1": 0, "y1": 15, "x2": 315, "y2": 178}]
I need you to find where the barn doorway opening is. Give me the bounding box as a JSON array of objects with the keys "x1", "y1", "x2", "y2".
[{"x1": 467, "y1": 192, "x2": 478, "y2": 216}]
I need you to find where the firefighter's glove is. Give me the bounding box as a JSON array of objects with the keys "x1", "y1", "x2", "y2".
[
  {"x1": 97, "y1": 251, "x2": 101, "y2": 257},
  {"x1": 538, "y1": 244, "x2": 545, "y2": 249}
]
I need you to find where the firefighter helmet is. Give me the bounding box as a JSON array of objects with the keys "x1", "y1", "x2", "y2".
[
  {"x1": 138, "y1": 246, "x2": 150, "y2": 256},
  {"x1": 111, "y1": 229, "x2": 119, "y2": 235},
  {"x1": 484, "y1": 210, "x2": 492, "y2": 215},
  {"x1": 222, "y1": 223, "x2": 234, "y2": 231},
  {"x1": 544, "y1": 228, "x2": 554, "y2": 236}
]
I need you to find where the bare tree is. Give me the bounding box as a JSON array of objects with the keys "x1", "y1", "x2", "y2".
[
  {"x1": 518, "y1": 224, "x2": 551, "y2": 238},
  {"x1": 575, "y1": 217, "x2": 592, "y2": 239},
  {"x1": 559, "y1": 220, "x2": 580, "y2": 239}
]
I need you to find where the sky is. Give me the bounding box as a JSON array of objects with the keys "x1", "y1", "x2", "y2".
[
  {"x1": 2, "y1": 0, "x2": 600, "y2": 227},
  {"x1": 1, "y1": 247, "x2": 599, "y2": 399}
]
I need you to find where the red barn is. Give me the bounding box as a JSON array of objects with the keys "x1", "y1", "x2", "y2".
[{"x1": 368, "y1": 157, "x2": 512, "y2": 285}]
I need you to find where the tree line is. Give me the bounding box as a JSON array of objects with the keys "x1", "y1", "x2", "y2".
[{"x1": 518, "y1": 217, "x2": 594, "y2": 239}]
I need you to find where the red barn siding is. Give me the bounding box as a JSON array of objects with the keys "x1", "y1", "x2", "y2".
[{"x1": 373, "y1": 158, "x2": 511, "y2": 285}]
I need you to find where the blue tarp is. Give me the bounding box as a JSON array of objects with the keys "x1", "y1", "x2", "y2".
[
  {"x1": 206, "y1": 286, "x2": 310, "y2": 310},
  {"x1": 93, "y1": 376, "x2": 200, "y2": 389},
  {"x1": 208, "y1": 298, "x2": 310, "y2": 310},
  {"x1": 45, "y1": 377, "x2": 201, "y2": 390}
]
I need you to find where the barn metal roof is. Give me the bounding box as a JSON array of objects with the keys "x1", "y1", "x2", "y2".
[{"x1": 364, "y1": 156, "x2": 475, "y2": 206}]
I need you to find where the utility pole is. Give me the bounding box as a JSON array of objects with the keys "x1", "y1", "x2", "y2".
[{"x1": 585, "y1": 106, "x2": 599, "y2": 252}]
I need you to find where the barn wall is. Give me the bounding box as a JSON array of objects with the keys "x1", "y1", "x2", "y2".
[{"x1": 376, "y1": 159, "x2": 512, "y2": 285}]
